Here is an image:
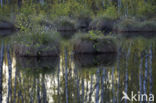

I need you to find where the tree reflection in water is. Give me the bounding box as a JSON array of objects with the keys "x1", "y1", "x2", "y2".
[
  {"x1": 0, "y1": 42, "x2": 4, "y2": 103},
  {"x1": 0, "y1": 39, "x2": 155, "y2": 103}
]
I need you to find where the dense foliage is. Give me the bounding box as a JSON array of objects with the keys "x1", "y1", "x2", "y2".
[{"x1": 0, "y1": 0, "x2": 155, "y2": 19}]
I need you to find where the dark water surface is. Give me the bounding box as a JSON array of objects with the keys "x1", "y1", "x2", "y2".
[{"x1": 0, "y1": 34, "x2": 156, "y2": 103}]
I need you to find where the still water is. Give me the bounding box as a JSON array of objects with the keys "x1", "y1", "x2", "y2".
[{"x1": 0, "y1": 35, "x2": 156, "y2": 103}]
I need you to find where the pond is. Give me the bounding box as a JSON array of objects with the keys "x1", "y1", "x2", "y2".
[{"x1": 0, "y1": 34, "x2": 156, "y2": 103}]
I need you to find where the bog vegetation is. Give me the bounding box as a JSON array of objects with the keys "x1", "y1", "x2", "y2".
[{"x1": 0, "y1": 0, "x2": 156, "y2": 56}]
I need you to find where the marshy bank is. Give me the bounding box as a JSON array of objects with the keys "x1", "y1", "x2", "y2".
[
  {"x1": 3, "y1": 15, "x2": 155, "y2": 57},
  {"x1": 1, "y1": 19, "x2": 156, "y2": 57},
  {"x1": 1, "y1": 15, "x2": 156, "y2": 45}
]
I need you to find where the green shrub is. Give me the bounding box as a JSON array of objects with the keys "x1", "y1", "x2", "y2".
[
  {"x1": 53, "y1": 16, "x2": 76, "y2": 30},
  {"x1": 136, "y1": 1, "x2": 156, "y2": 18},
  {"x1": 115, "y1": 18, "x2": 156, "y2": 32},
  {"x1": 72, "y1": 30, "x2": 115, "y2": 42},
  {"x1": 16, "y1": 13, "x2": 32, "y2": 31},
  {"x1": 12, "y1": 30, "x2": 61, "y2": 56},
  {"x1": 50, "y1": 1, "x2": 93, "y2": 19},
  {"x1": 89, "y1": 16, "x2": 116, "y2": 32},
  {"x1": 115, "y1": 18, "x2": 139, "y2": 31},
  {"x1": 139, "y1": 20, "x2": 156, "y2": 31},
  {"x1": 96, "y1": 5, "x2": 118, "y2": 19},
  {"x1": 12, "y1": 19, "x2": 61, "y2": 46},
  {"x1": 16, "y1": 13, "x2": 48, "y2": 31}
]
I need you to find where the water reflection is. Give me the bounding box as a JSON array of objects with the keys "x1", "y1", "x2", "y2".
[
  {"x1": 0, "y1": 37, "x2": 156, "y2": 103},
  {"x1": 0, "y1": 29, "x2": 16, "y2": 37},
  {"x1": 16, "y1": 57, "x2": 59, "y2": 75},
  {"x1": 0, "y1": 43, "x2": 4, "y2": 103},
  {"x1": 74, "y1": 53, "x2": 117, "y2": 68}
]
